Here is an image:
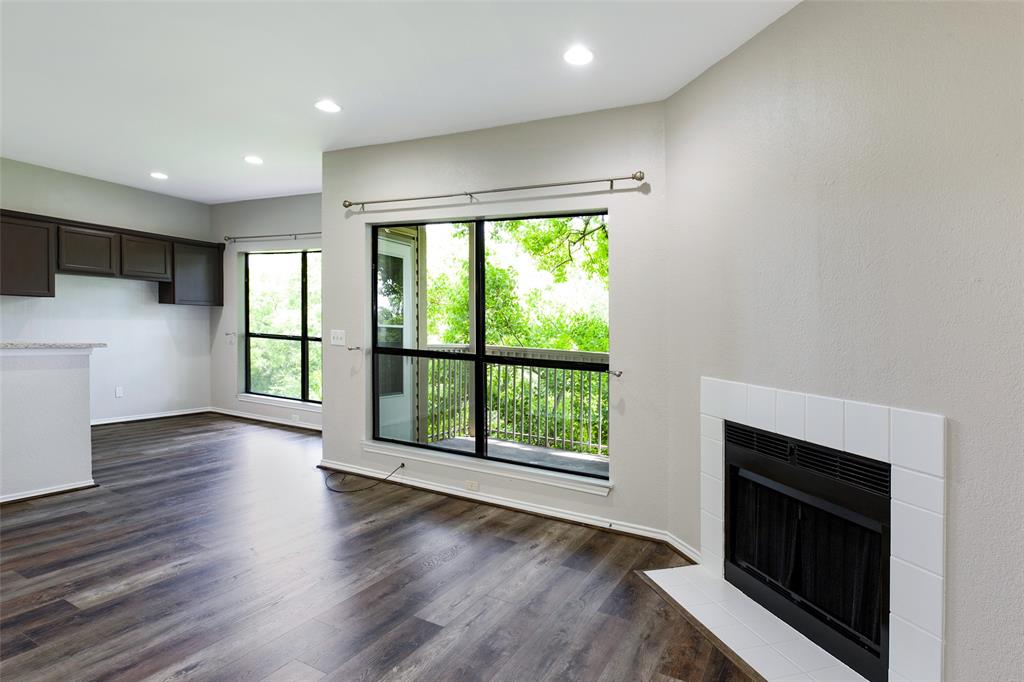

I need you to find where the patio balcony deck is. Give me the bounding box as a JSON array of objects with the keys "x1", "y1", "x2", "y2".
[{"x1": 422, "y1": 345, "x2": 610, "y2": 477}]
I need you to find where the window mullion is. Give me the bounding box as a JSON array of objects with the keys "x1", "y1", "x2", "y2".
[
  {"x1": 300, "y1": 251, "x2": 309, "y2": 403},
  {"x1": 473, "y1": 219, "x2": 486, "y2": 458}
]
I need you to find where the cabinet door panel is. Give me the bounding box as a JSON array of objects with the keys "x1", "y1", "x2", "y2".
[
  {"x1": 1, "y1": 218, "x2": 56, "y2": 297},
  {"x1": 159, "y1": 243, "x2": 223, "y2": 306},
  {"x1": 59, "y1": 225, "x2": 119, "y2": 275},
  {"x1": 121, "y1": 235, "x2": 172, "y2": 281}
]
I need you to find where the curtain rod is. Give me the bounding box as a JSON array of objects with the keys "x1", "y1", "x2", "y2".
[
  {"x1": 342, "y1": 170, "x2": 645, "y2": 209},
  {"x1": 224, "y1": 231, "x2": 321, "y2": 243}
]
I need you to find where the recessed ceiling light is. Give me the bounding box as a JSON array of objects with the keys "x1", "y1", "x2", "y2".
[
  {"x1": 314, "y1": 98, "x2": 341, "y2": 113},
  {"x1": 150, "y1": 171, "x2": 168, "y2": 180},
  {"x1": 244, "y1": 155, "x2": 264, "y2": 165},
  {"x1": 563, "y1": 44, "x2": 594, "y2": 66}
]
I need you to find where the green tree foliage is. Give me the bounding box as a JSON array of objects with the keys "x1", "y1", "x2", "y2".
[
  {"x1": 427, "y1": 217, "x2": 609, "y2": 352},
  {"x1": 493, "y1": 215, "x2": 608, "y2": 283}
]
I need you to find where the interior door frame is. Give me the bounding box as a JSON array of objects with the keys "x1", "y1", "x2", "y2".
[{"x1": 375, "y1": 236, "x2": 417, "y2": 434}]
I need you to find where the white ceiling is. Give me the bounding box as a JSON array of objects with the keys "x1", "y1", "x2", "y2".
[{"x1": 1, "y1": 1, "x2": 796, "y2": 204}]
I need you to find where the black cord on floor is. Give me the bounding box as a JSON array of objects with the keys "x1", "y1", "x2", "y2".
[{"x1": 323, "y1": 463, "x2": 404, "y2": 493}]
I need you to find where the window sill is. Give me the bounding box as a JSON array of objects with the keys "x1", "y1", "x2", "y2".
[
  {"x1": 360, "y1": 439, "x2": 612, "y2": 497},
  {"x1": 236, "y1": 393, "x2": 323, "y2": 413}
]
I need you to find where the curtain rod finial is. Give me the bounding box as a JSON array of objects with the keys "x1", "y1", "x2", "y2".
[
  {"x1": 632, "y1": 171, "x2": 645, "y2": 182},
  {"x1": 342, "y1": 200, "x2": 353, "y2": 208}
]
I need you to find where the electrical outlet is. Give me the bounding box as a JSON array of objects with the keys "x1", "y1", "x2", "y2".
[
  {"x1": 464, "y1": 479, "x2": 480, "y2": 492},
  {"x1": 330, "y1": 329, "x2": 346, "y2": 346},
  {"x1": 114, "y1": 386, "x2": 125, "y2": 398}
]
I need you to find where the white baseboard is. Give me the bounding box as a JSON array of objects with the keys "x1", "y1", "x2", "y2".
[
  {"x1": 1, "y1": 479, "x2": 96, "y2": 503},
  {"x1": 210, "y1": 407, "x2": 322, "y2": 432},
  {"x1": 662, "y1": 532, "x2": 702, "y2": 564},
  {"x1": 91, "y1": 407, "x2": 212, "y2": 425},
  {"x1": 320, "y1": 458, "x2": 701, "y2": 563},
  {"x1": 91, "y1": 406, "x2": 322, "y2": 432}
]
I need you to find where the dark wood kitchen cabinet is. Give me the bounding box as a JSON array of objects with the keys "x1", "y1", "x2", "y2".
[
  {"x1": 159, "y1": 242, "x2": 222, "y2": 306},
  {"x1": 1, "y1": 216, "x2": 56, "y2": 297},
  {"x1": 120, "y1": 234, "x2": 172, "y2": 282},
  {"x1": 58, "y1": 225, "x2": 120, "y2": 276},
  {"x1": 2, "y1": 209, "x2": 223, "y2": 304}
]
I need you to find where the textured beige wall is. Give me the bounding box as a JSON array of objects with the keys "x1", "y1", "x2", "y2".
[{"x1": 664, "y1": 2, "x2": 1023, "y2": 679}]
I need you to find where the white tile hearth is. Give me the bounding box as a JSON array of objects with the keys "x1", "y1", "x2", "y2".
[
  {"x1": 697, "y1": 377, "x2": 947, "y2": 681},
  {"x1": 646, "y1": 565, "x2": 861, "y2": 682}
]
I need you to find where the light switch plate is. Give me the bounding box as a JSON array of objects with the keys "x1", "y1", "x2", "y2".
[
  {"x1": 330, "y1": 330, "x2": 346, "y2": 346},
  {"x1": 115, "y1": 386, "x2": 125, "y2": 398}
]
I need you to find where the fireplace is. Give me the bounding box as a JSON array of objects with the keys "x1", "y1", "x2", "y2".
[{"x1": 724, "y1": 421, "x2": 891, "y2": 682}]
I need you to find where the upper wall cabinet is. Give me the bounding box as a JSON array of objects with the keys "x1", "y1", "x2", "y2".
[
  {"x1": 121, "y1": 234, "x2": 172, "y2": 282},
  {"x1": 1, "y1": 210, "x2": 223, "y2": 305},
  {"x1": 159, "y1": 243, "x2": 223, "y2": 306},
  {"x1": 1, "y1": 216, "x2": 56, "y2": 297},
  {"x1": 58, "y1": 225, "x2": 120, "y2": 276}
]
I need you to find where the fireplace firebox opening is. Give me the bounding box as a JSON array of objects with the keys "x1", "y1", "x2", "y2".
[{"x1": 724, "y1": 421, "x2": 891, "y2": 682}]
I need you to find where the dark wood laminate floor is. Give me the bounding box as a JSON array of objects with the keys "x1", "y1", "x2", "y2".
[{"x1": 0, "y1": 414, "x2": 750, "y2": 682}]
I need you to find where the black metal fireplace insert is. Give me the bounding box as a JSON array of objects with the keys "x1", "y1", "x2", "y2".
[{"x1": 724, "y1": 421, "x2": 890, "y2": 682}]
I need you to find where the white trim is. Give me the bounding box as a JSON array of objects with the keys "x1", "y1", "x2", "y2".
[
  {"x1": 320, "y1": 457, "x2": 699, "y2": 562},
  {"x1": 1, "y1": 479, "x2": 95, "y2": 503},
  {"x1": 663, "y1": 532, "x2": 702, "y2": 564},
  {"x1": 360, "y1": 439, "x2": 612, "y2": 496},
  {"x1": 91, "y1": 407, "x2": 211, "y2": 425},
  {"x1": 91, "y1": 406, "x2": 322, "y2": 431},
  {"x1": 211, "y1": 407, "x2": 322, "y2": 431},
  {"x1": 236, "y1": 393, "x2": 323, "y2": 413}
]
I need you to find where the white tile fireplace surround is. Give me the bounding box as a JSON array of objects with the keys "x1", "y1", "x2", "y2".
[{"x1": 649, "y1": 378, "x2": 946, "y2": 682}]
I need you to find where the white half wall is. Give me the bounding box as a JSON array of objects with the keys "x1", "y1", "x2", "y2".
[
  {"x1": 321, "y1": 103, "x2": 670, "y2": 533},
  {"x1": 663, "y1": 3, "x2": 1023, "y2": 680},
  {"x1": 209, "y1": 193, "x2": 322, "y2": 429},
  {"x1": 0, "y1": 159, "x2": 215, "y2": 422},
  {"x1": 0, "y1": 348, "x2": 96, "y2": 502}
]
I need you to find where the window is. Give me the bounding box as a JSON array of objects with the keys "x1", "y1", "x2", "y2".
[
  {"x1": 371, "y1": 215, "x2": 610, "y2": 478},
  {"x1": 245, "y1": 250, "x2": 322, "y2": 403}
]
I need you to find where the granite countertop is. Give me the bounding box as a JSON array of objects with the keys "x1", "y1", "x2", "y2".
[{"x1": 0, "y1": 342, "x2": 108, "y2": 349}]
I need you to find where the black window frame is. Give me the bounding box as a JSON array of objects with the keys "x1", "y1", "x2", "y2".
[
  {"x1": 244, "y1": 249, "x2": 322, "y2": 404},
  {"x1": 371, "y1": 213, "x2": 611, "y2": 479}
]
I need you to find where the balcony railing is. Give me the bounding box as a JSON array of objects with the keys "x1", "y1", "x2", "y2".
[{"x1": 423, "y1": 345, "x2": 609, "y2": 457}]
